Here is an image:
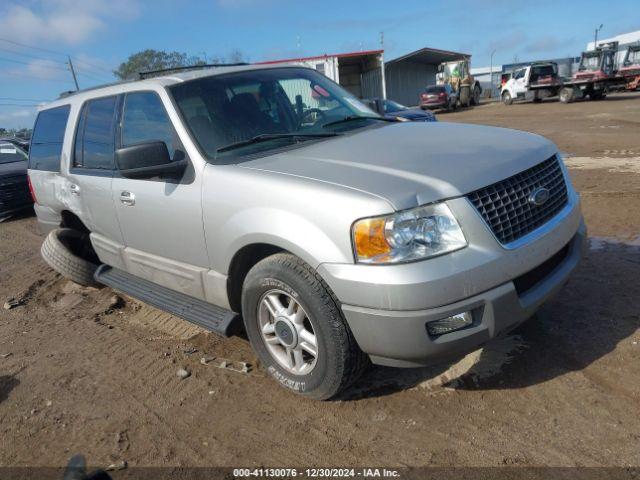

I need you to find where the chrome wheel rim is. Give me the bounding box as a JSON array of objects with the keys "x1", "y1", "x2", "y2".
[{"x1": 258, "y1": 289, "x2": 318, "y2": 375}]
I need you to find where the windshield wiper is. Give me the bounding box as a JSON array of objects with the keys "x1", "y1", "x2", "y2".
[
  {"x1": 216, "y1": 132, "x2": 341, "y2": 154},
  {"x1": 321, "y1": 115, "x2": 398, "y2": 129}
]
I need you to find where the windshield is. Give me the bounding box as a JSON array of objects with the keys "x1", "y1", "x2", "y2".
[
  {"x1": 0, "y1": 142, "x2": 27, "y2": 164},
  {"x1": 626, "y1": 49, "x2": 640, "y2": 66},
  {"x1": 580, "y1": 53, "x2": 600, "y2": 71},
  {"x1": 383, "y1": 100, "x2": 407, "y2": 113},
  {"x1": 169, "y1": 67, "x2": 381, "y2": 160},
  {"x1": 425, "y1": 86, "x2": 445, "y2": 94}
]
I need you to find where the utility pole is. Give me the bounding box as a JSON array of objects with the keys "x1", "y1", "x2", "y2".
[
  {"x1": 490, "y1": 49, "x2": 497, "y2": 98},
  {"x1": 594, "y1": 24, "x2": 603, "y2": 49},
  {"x1": 67, "y1": 56, "x2": 79, "y2": 91},
  {"x1": 379, "y1": 31, "x2": 387, "y2": 100}
]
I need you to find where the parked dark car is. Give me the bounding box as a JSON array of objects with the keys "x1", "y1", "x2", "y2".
[
  {"x1": 367, "y1": 98, "x2": 437, "y2": 122},
  {"x1": 1, "y1": 136, "x2": 30, "y2": 152},
  {"x1": 420, "y1": 84, "x2": 458, "y2": 111},
  {"x1": 0, "y1": 140, "x2": 33, "y2": 221}
]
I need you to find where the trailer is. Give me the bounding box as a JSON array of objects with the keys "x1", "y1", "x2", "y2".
[
  {"x1": 558, "y1": 42, "x2": 626, "y2": 103},
  {"x1": 618, "y1": 44, "x2": 640, "y2": 91}
]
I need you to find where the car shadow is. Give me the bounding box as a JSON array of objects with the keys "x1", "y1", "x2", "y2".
[
  {"x1": 339, "y1": 239, "x2": 640, "y2": 400},
  {"x1": 0, "y1": 374, "x2": 20, "y2": 404}
]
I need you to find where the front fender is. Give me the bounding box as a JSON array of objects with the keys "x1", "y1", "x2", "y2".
[{"x1": 220, "y1": 207, "x2": 349, "y2": 272}]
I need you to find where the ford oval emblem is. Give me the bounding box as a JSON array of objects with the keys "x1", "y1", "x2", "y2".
[{"x1": 529, "y1": 187, "x2": 550, "y2": 206}]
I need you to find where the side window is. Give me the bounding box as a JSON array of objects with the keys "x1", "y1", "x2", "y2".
[
  {"x1": 29, "y1": 105, "x2": 70, "y2": 172},
  {"x1": 121, "y1": 92, "x2": 175, "y2": 157},
  {"x1": 74, "y1": 96, "x2": 118, "y2": 170}
]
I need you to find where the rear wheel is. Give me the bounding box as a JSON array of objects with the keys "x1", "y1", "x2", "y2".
[
  {"x1": 241, "y1": 253, "x2": 368, "y2": 400},
  {"x1": 471, "y1": 85, "x2": 481, "y2": 105},
  {"x1": 502, "y1": 90, "x2": 513, "y2": 105},
  {"x1": 41, "y1": 228, "x2": 100, "y2": 287}
]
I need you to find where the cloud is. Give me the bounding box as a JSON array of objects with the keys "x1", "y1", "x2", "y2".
[
  {"x1": 0, "y1": 108, "x2": 38, "y2": 129},
  {"x1": 0, "y1": 0, "x2": 140, "y2": 46}
]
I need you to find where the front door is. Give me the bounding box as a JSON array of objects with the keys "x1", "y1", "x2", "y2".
[{"x1": 111, "y1": 90, "x2": 209, "y2": 299}]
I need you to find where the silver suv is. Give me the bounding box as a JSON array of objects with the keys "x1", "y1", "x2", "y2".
[{"x1": 28, "y1": 65, "x2": 586, "y2": 399}]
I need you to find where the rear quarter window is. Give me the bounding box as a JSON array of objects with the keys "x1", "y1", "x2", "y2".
[{"x1": 29, "y1": 105, "x2": 71, "y2": 172}]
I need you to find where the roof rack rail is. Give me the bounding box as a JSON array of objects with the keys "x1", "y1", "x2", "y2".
[
  {"x1": 138, "y1": 62, "x2": 250, "y2": 79},
  {"x1": 57, "y1": 79, "x2": 135, "y2": 100}
]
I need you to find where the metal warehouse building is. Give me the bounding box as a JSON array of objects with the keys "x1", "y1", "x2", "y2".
[
  {"x1": 384, "y1": 47, "x2": 469, "y2": 106},
  {"x1": 255, "y1": 50, "x2": 386, "y2": 100}
]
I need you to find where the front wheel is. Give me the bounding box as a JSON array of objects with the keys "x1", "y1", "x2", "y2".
[
  {"x1": 459, "y1": 86, "x2": 471, "y2": 107},
  {"x1": 502, "y1": 91, "x2": 513, "y2": 105},
  {"x1": 559, "y1": 87, "x2": 575, "y2": 103},
  {"x1": 241, "y1": 253, "x2": 368, "y2": 400}
]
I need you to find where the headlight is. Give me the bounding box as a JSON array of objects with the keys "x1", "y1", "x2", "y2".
[{"x1": 352, "y1": 202, "x2": 467, "y2": 264}]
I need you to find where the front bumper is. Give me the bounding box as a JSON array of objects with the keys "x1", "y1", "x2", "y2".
[{"x1": 318, "y1": 189, "x2": 586, "y2": 367}]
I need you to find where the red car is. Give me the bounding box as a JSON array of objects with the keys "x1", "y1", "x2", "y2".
[{"x1": 420, "y1": 84, "x2": 458, "y2": 111}]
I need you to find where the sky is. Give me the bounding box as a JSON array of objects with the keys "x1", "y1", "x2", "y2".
[{"x1": 1, "y1": 0, "x2": 639, "y2": 129}]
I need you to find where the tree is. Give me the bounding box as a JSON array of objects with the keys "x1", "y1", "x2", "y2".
[
  {"x1": 227, "y1": 49, "x2": 246, "y2": 64},
  {"x1": 113, "y1": 49, "x2": 206, "y2": 80}
]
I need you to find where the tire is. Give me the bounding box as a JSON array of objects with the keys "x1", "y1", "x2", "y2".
[
  {"x1": 591, "y1": 90, "x2": 606, "y2": 100},
  {"x1": 502, "y1": 91, "x2": 513, "y2": 105},
  {"x1": 471, "y1": 85, "x2": 481, "y2": 105},
  {"x1": 559, "y1": 87, "x2": 575, "y2": 104},
  {"x1": 459, "y1": 86, "x2": 471, "y2": 107},
  {"x1": 241, "y1": 253, "x2": 368, "y2": 400},
  {"x1": 41, "y1": 228, "x2": 100, "y2": 287}
]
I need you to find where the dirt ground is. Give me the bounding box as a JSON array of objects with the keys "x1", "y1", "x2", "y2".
[{"x1": 1, "y1": 94, "x2": 639, "y2": 471}]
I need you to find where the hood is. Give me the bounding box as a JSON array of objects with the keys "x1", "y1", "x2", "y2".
[
  {"x1": 0, "y1": 160, "x2": 27, "y2": 177},
  {"x1": 240, "y1": 122, "x2": 558, "y2": 210}
]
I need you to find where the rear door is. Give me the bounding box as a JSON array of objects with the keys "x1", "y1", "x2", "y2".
[
  {"x1": 111, "y1": 90, "x2": 209, "y2": 299},
  {"x1": 28, "y1": 105, "x2": 71, "y2": 225},
  {"x1": 66, "y1": 95, "x2": 124, "y2": 261}
]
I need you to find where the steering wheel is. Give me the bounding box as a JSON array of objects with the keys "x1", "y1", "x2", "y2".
[{"x1": 298, "y1": 108, "x2": 327, "y2": 127}]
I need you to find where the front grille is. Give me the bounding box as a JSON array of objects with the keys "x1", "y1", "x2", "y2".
[
  {"x1": 0, "y1": 174, "x2": 31, "y2": 210},
  {"x1": 513, "y1": 242, "x2": 570, "y2": 295},
  {"x1": 467, "y1": 155, "x2": 568, "y2": 244}
]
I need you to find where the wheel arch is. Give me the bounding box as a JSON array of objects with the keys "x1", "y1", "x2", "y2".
[
  {"x1": 60, "y1": 209, "x2": 90, "y2": 233},
  {"x1": 226, "y1": 242, "x2": 287, "y2": 313}
]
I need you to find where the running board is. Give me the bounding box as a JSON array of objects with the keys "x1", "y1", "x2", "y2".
[{"x1": 94, "y1": 265, "x2": 239, "y2": 337}]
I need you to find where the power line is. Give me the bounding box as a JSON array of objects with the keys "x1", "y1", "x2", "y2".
[
  {"x1": 0, "y1": 37, "x2": 68, "y2": 58},
  {"x1": 0, "y1": 56, "x2": 69, "y2": 71},
  {"x1": 0, "y1": 71, "x2": 72, "y2": 84},
  {"x1": 0, "y1": 36, "x2": 114, "y2": 76},
  {"x1": 0, "y1": 103, "x2": 40, "y2": 107},
  {"x1": 0, "y1": 46, "x2": 67, "y2": 65},
  {"x1": 73, "y1": 58, "x2": 114, "y2": 75},
  {"x1": 0, "y1": 97, "x2": 49, "y2": 102}
]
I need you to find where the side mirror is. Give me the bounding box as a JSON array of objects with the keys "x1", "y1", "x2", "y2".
[{"x1": 115, "y1": 141, "x2": 187, "y2": 179}]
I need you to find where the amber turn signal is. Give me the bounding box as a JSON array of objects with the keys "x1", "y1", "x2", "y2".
[{"x1": 352, "y1": 217, "x2": 391, "y2": 260}]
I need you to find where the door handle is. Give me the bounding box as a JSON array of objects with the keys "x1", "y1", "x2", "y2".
[
  {"x1": 119, "y1": 191, "x2": 135, "y2": 206},
  {"x1": 69, "y1": 184, "x2": 80, "y2": 196}
]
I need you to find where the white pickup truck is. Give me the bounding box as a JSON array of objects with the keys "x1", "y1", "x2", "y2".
[{"x1": 501, "y1": 62, "x2": 563, "y2": 105}]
